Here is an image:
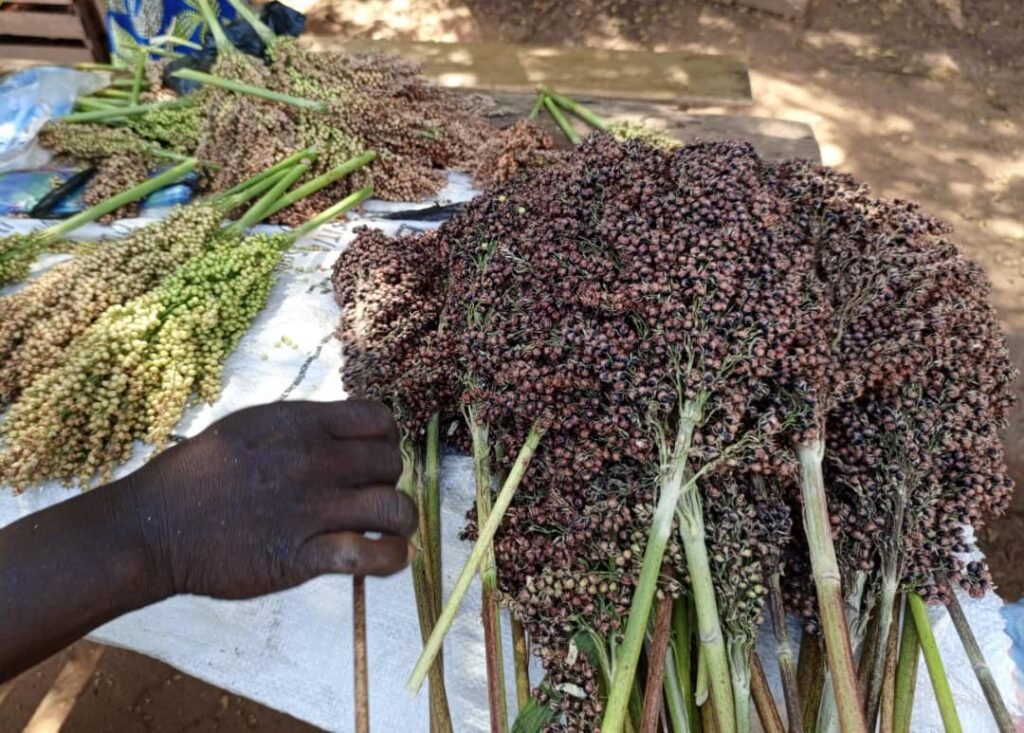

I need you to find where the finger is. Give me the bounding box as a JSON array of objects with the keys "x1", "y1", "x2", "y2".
[
  {"x1": 299, "y1": 532, "x2": 413, "y2": 577},
  {"x1": 316, "y1": 440, "x2": 403, "y2": 487},
  {"x1": 308, "y1": 400, "x2": 400, "y2": 444},
  {"x1": 308, "y1": 485, "x2": 419, "y2": 538}
]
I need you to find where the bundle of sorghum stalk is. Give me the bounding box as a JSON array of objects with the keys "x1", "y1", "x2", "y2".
[
  {"x1": 0, "y1": 152, "x2": 372, "y2": 489},
  {"x1": 332, "y1": 135, "x2": 1016, "y2": 732}
]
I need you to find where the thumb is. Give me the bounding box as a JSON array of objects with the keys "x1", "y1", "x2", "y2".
[{"x1": 299, "y1": 532, "x2": 414, "y2": 578}]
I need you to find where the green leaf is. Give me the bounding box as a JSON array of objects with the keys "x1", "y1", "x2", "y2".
[
  {"x1": 511, "y1": 681, "x2": 560, "y2": 733},
  {"x1": 170, "y1": 10, "x2": 201, "y2": 40},
  {"x1": 109, "y1": 20, "x2": 142, "y2": 65}
]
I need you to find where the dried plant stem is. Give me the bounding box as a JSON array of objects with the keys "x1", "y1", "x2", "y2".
[
  {"x1": 861, "y1": 576, "x2": 898, "y2": 729},
  {"x1": 819, "y1": 572, "x2": 866, "y2": 733},
  {"x1": 768, "y1": 574, "x2": 803, "y2": 733},
  {"x1": 469, "y1": 415, "x2": 508, "y2": 733},
  {"x1": 908, "y1": 593, "x2": 961, "y2": 733},
  {"x1": 639, "y1": 594, "x2": 675, "y2": 733},
  {"x1": 892, "y1": 598, "x2": 919, "y2": 733},
  {"x1": 797, "y1": 629, "x2": 825, "y2": 732},
  {"x1": 408, "y1": 424, "x2": 543, "y2": 694},
  {"x1": 511, "y1": 619, "x2": 531, "y2": 711},
  {"x1": 878, "y1": 599, "x2": 901, "y2": 733},
  {"x1": 751, "y1": 652, "x2": 785, "y2": 733},
  {"x1": 542, "y1": 96, "x2": 582, "y2": 145},
  {"x1": 797, "y1": 441, "x2": 867, "y2": 733},
  {"x1": 353, "y1": 576, "x2": 369, "y2": 733}
]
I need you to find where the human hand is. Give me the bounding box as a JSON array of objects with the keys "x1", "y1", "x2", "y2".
[{"x1": 124, "y1": 400, "x2": 416, "y2": 600}]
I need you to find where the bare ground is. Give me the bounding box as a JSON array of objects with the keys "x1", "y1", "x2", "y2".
[{"x1": 2, "y1": 0, "x2": 1021, "y2": 729}]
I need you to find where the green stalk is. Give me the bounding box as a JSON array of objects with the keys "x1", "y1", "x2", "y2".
[
  {"x1": 511, "y1": 619, "x2": 531, "y2": 711},
  {"x1": 399, "y1": 440, "x2": 453, "y2": 733},
  {"x1": 750, "y1": 653, "x2": 785, "y2": 733},
  {"x1": 221, "y1": 0, "x2": 277, "y2": 47},
  {"x1": 214, "y1": 148, "x2": 317, "y2": 202},
  {"x1": 695, "y1": 644, "x2": 709, "y2": 706},
  {"x1": 150, "y1": 33, "x2": 203, "y2": 50},
  {"x1": 603, "y1": 400, "x2": 716, "y2": 733},
  {"x1": 171, "y1": 68, "x2": 327, "y2": 111},
  {"x1": 262, "y1": 151, "x2": 377, "y2": 219},
  {"x1": 529, "y1": 92, "x2": 545, "y2": 120},
  {"x1": 797, "y1": 441, "x2": 867, "y2": 733},
  {"x1": 61, "y1": 98, "x2": 191, "y2": 124},
  {"x1": 425, "y1": 414, "x2": 443, "y2": 619},
  {"x1": 728, "y1": 639, "x2": 752, "y2": 733},
  {"x1": 194, "y1": 0, "x2": 233, "y2": 55},
  {"x1": 290, "y1": 186, "x2": 373, "y2": 238},
  {"x1": 908, "y1": 594, "x2": 962, "y2": 733},
  {"x1": 110, "y1": 78, "x2": 143, "y2": 88},
  {"x1": 75, "y1": 97, "x2": 122, "y2": 112},
  {"x1": 819, "y1": 571, "x2": 866, "y2": 733},
  {"x1": 215, "y1": 166, "x2": 298, "y2": 213},
  {"x1": 225, "y1": 160, "x2": 310, "y2": 233},
  {"x1": 892, "y1": 599, "x2": 919, "y2": 733},
  {"x1": 75, "y1": 62, "x2": 125, "y2": 72},
  {"x1": 36, "y1": 158, "x2": 195, "y2": 246},
  {"x1": 408, "y1": 425, "x2": 543, "y2": 694},
  {"x1": 944, "y1": 588, "x2": 1014, "y2": 732},
  {"x1": 145, "y1": 44, "x2": 184, "y2": 59},
  {"x1": 672, "y1": 599, "x2": 698, "y2": 733},
  {"x1": 130, "y1": 53, "x2": 145, "y2": 105},
  {"x1": 541, "y1": 86, "x2": 610, "y2": 132},
  {"x1": 543, "y1": 96, "x2": 582, "y2": 145},
  {"x1": 768, "y1": 574, "x2": 803, "y2": 733},
  {"x1": 468, "y1": 413, "x2": 508, "y2": 733},
  {"x1": 98, "y1": 88, "x2": 134, "y2": 99},
  {"x1": 664, "y1": 643, "x2": 690, "y2": 733}
]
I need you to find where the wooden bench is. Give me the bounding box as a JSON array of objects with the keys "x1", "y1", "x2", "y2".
[
  {"x1": 0, "y1": 0, "x2": 108, "y2": 64},
  {"x1": 301, "y1": 37, "x2": 753, "y2": 107}
]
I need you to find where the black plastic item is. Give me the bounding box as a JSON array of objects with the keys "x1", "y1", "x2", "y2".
[
  {"x1": 163, "y1": 52, "x2": 218, "y2": 95},
  {"x1": 374, "y1": 202, "x2": 465, "y2": 222},
  {"x1": 28, "y1": 167, "x2": 96, "y2": 219},
  {"x1": 261, "y1": 1, "x2": 305, "y2": 38}
]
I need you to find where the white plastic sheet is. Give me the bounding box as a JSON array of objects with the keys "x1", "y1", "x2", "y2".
[{"x1": 0, "y1": 176, "x2": 1021, "y2": 730}]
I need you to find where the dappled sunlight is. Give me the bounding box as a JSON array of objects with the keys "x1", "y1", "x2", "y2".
[{"x1": 23, "y1": 644, "x2": 103, "y2": 733}]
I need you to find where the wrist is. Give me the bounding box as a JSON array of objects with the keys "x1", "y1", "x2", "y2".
[{"x1": 96, "y1": 474, "x2": 176, "y2": 606}]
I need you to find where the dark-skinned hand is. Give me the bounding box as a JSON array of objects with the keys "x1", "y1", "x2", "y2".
[
  {"x1": 134, "y1": 399, "x2": 417, "y2": 599},
  {"x1": 0, "y1": 399, "x2": 417, "y2": 682}
]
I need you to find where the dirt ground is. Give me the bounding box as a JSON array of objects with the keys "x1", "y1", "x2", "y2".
[{"x1": 2, "y1": 0, "x2": 1021, "y2": 730}]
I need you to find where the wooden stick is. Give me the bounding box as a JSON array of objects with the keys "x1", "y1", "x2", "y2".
[
  {"x1": 353, "y1": 576, "x2": 369, "y2": 733},
  {"x1": 639, "y1": 594, "x2": 674, "y2": 733},
  {"x1": 751, "y1": 652, "x2": 786, "y2": 733}
]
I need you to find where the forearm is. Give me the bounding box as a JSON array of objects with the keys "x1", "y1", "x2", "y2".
[{"x1": 0, "y1": 479, "x2": 169, "y2": 682}]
